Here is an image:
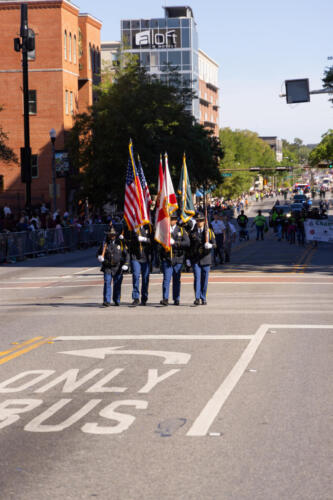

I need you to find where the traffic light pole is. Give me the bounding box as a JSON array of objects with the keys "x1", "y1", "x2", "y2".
[
  {"x1": 21, "y1": 4, "x2": 31, "y2": 208},
  {"x1": 14, "y1": 4, "x2": 32, "y2": 208}
]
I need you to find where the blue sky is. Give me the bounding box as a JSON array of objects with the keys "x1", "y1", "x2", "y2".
[{"x1": 75, "y1": 0, "x2": 333, "y2": 145}]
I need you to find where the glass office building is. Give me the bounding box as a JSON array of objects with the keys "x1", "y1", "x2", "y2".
[{"x1": 121, "y1": 6, "x2": 200, "y2": 119}]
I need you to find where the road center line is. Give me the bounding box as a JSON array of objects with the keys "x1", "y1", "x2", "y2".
[
  {"x1": 0, "y1": 336, "x2": 44, "y2": 357},
  {"x1": 0, "y1": 337, "x2": 54, "y2": 366},
  {"x1": 186, "y1": 324, "x2": 269, "y2": 437}
]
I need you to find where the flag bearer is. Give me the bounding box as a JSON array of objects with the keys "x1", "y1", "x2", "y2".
[
  {"x1": 189, "y1": 213, "x2": 216, "y2": 306},
  {"x1": 97, "y1": 227, "x2": 129, "y2": 307},
  {"x1": 126, "y1": 224, "x2": 154, "y2": 306},
  {"x1": 159, "y1": 213, "x2": 190, "y2": 306}
]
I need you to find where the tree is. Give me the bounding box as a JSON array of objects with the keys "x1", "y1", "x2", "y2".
[
  {"x1": 67, "y1": 61, "x2": 222, "y2": 208},
  {"x1": 0, "y1": 106, "x2": 17, "y2": 164},
  {"x1": 323, "y1": 65, "x2": 333, "y2": 104},
  {"x1": 309, "y1": 130, "x2": 333, "y2": 166},
  {"x1": 214, "y1": 128, "x2": 276, "y2": 199}
]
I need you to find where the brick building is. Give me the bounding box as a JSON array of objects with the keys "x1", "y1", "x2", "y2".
[
  {"x1": 0, "y1": 0, "x2": 101, "y2": 212},
  {"x1": 198, "y1": 49, "x2": 219, "y2": 136}
]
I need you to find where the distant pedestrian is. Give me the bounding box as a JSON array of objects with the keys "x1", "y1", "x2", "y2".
[{"x1": 252, "y1": 210, "x2": 267, "y2": 241}]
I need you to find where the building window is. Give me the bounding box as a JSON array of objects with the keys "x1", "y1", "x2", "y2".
[
  {"x1": 31, "y1": 155, "x2": 38, "y2": 179},
  {"x1": 92, "y1": 45, "x2": 96, "y2": 73},
  {"x1": 150, "y1": 52, "x2": 158, "y2": 68},
  {"x1": 69, "y1": 33, "x2": 72, "y2": 62},
  {"x1": 181, "y1": 28, "x2": 190, "y2": 48},
  {"x1": 168, "y1": 51, "x2": 181, "y2": 67},
  {"x1": 28, "y1": 90, "x2": 37, "y2": 114},
  {"x1": 73, "y1": 35, "x2": 77, "y2": 64},
  {"x1": 140, "y1": 52, "x2": 150, "y2": 66},
  {"x1": 64, "y1": 30, "x2": 67, "y2": 60},
  {"x1": 65, "y1": 90, "x2": 69, "y2": 114},
  {"x1": 70, "y1": 92, "x2": 74, "y2": 115},
  {"x1": 88, "y1": 43, "x2": 91, "y2": 70}
]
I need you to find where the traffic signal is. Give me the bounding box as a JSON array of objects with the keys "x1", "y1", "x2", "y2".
[{"x1": 329, "y1": 163, "x2": 333, "y2": 169}]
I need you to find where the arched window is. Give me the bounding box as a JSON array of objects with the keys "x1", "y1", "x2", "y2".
[
  {"x1": 64, "y1": 30, "x2": 67, "y2": 60},
  {"x1": 69, "y1": 33, "x2": 72, "y2": 62},
  {"x1": 88, "y1": 43, "x2": 91, "y2": 70},
  {"x1": 73, "y1": 34, "x2": 77, "y2": 64}
]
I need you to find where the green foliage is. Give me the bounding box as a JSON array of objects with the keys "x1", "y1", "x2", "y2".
[
  {"x1": 67, "y1": 61, "x2": 222, "y2": 208},
  {"x1": 282, "y1": 138, "x2": 310, "y2": 165},
  {"x1": 309, "y1": 130, "x2": 333, "y2": 166},
  {"x1": 0, "y1": 106, "x2": 17, "y2": 164},
  {"x1": 323, "y1": 65, "x2": 333, "y2": 104},
  {"x1": 214, "y1": 128, "x2": 276, "y2": 198}
]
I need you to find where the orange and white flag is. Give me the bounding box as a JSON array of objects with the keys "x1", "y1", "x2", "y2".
[{"x1": 154, "y1": 153, "x2": 178, "y2": 251}]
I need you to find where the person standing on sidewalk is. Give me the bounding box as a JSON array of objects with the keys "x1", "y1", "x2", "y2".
[
  {"x1": 97, "y1": 227, "x2": 129, "y2": 307},
  {"x1": 252, "y1": 210, "x2": 267, "y2": 241}
]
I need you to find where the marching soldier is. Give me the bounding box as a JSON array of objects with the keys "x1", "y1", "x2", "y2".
[
  {"x1": 189, "y1": 212, "x2": 216, "y2": 305},
  {"x1": 159, "y1": 213, "x2": 190, "y2": 306},
  {"x1": 97, "y1": 227, "x2": 129, "y2": 307},
  {"x1": 125, "y1": 224, "x2": 154, "y2": 306}
]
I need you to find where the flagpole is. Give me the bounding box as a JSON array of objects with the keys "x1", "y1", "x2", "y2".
[
  {"x1": 129, "y1": 139, "x2": 142, "y2": 251},
  {"x1": 164, "y1": 152, "x2": 172, "y2": 259}
]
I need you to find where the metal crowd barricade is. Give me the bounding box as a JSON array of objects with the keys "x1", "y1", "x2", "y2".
[{"x1": 1, "y1": 224, "x2": 110, "y2": 263}]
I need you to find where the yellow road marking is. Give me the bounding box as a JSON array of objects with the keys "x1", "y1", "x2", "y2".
[
  {"x1": 298, "y1": 248, "x2": 316, "y2": 274},
  {"x1": 0, "y1": 336, "x2": 44, "y2": 357},
  {"x1": 0, "y1": 337, "x2": 54, "y2": 366},
  {"x1": 290, "y1": 246, "x2": 312, "y2": 273}
]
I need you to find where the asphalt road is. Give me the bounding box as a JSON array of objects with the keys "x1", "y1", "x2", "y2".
[{"x1": 0, "y1": 198, "x2": 332, "y2": 500}]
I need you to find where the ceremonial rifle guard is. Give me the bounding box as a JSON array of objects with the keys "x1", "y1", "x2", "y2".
[
  {"x1": 97, "y1": 227, "x2": 129, "y2": 307},
  {"x1": 189, "y1": 212, "x2": 216, "y2": 305},
  {"x1": 159, "y1": 213, "x2": 190, "y2": 306}
]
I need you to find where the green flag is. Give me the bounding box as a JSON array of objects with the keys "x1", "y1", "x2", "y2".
[{"x1": 177, "y1": 153, "x2": 195, "y2": 223}]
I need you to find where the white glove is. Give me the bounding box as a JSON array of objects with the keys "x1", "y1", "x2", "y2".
[
  {"x1": 121, "y1": 265, "x2": 128, "y2": 271},
  {"x1": 98, "y1": 255, "x2": 104, "y2": 263},
  {"x1": 138, "y1": 235, "x2": 148, "y2": 242},
  {"x1": 119, "y1": 234, "x2": 124, "y2": 240},
  {"x1": 170, "y1": 238, "x2": 175, "y2": 245},
  {"x1": 204, "y1": 242, "x2": 213, "y2": 249},
  {"x1": 186, "y1": 259, "x2": 191, "y2": 267}
]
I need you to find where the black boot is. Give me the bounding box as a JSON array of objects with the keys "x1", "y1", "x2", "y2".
[{"x1": 160, "y1": 299, "x2": 168, "y2": 306}]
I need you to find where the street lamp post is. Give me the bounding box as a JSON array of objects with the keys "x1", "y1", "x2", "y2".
[{"x1": 49, "y1": 128, "x2": 57, "y2": 213}]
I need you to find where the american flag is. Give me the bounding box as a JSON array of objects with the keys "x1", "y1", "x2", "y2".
[
  {"x1": 137, "y1": 155, "x2": 152, "y2": 216},
  {"x1": 124, "y1": 140, "x2": 150, "y2": 231}
]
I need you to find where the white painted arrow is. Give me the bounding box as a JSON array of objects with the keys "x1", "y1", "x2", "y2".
[{"x1": 59, "y1": 346, "x2": 191, "y2": 365}]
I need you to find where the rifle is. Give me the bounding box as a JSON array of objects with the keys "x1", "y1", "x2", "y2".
[{"x1": 100, "y1": 220, "x2": 113, "y2": 260}]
